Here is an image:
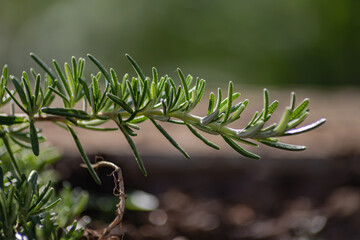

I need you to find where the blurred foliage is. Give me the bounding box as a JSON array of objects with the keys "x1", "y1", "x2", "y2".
[
  {"x1": 0, "y1": 140, "x2": 89, "y2": 239},
  {"x1": 0, "y1": 142, "x2": 60, "y2": 179},
  {"x1": 0, "y1": 0, "x2": 359, "y2": 87}
]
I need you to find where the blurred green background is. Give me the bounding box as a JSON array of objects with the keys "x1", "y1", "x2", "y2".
[{"x1": 0, "y1": 0, "x2": 359, "y2": 87}]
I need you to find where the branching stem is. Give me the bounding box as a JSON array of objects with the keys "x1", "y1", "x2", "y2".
[{"x1": 82, "y1": 158, "x2": 125, "y2": 240}]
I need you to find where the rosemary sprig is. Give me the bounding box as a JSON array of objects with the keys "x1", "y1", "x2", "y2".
[{"x1": 0, "y1": 54, "x2": 326, "y2": 183}]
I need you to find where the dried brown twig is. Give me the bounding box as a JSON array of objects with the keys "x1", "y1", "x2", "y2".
[{"x1": 81, "y1": 157, "x2": 126, "y2": 240}]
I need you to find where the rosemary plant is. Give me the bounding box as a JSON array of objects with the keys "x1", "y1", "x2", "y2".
[
  {"x1": 0, "y1": 54, "x2": 325, "y2": 185},
  {"x1": 0, "y1": 141, "x2": 88, "y2": 239}
]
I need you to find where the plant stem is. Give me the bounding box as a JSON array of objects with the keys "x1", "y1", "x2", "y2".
[
  {"x1": 146, "y1": 109, "x2": 237, "y2": 136},
  {"x1": 82, "y1": 159, "x2": 125, "y2": 239},
  {"x1": 29, "y1": 109, "x2": 240, "y2": 139}
]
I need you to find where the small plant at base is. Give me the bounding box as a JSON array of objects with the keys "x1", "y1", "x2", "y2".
[
  {"x1": 0, "y1": 135, "x2": 89, "y2": 239},
  {"x1": 0, "y1": 166, "x2": 87, "y2": 240},
  {"x1": 0, "y1": 53, "x2": 326, "y2": 239}
]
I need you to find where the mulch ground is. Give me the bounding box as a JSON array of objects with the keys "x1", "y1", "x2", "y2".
[{"x1": 57, "y1": 150, "x2": 360, "y2": 240}]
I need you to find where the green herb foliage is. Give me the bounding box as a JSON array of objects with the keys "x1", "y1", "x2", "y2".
[
  {"x1": 0, "y1": 166, "x2": 86, "y2": 239},
  {"x1": 0, "y1": 54, "x2": 325, "y2": 184}
]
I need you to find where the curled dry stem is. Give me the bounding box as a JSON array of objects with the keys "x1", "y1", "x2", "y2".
[{"x1": 81, "y1": 156, "x2": 126, "y2": 240}]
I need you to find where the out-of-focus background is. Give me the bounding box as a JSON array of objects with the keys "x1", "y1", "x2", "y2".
[
  {"x1": 1, "y1": 0, "x2": 359, "y2": 87},
  {"x1": 1, "y1": 1, "x2": 360, "y2": 239}
]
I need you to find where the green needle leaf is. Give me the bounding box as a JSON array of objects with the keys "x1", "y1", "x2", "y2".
[
  {"x1": 258, "y1": 139, "x2": 306, "y2": 151},
  {"x1": 29, "y1": 121, "x2": 39, "y2": 156},
  {"x1": 161, "y1": 99, "x2": 167, "y2": 115},
  {"x1": 78, "y1": 58, "x2": 85, "y2": 78},
  {"x1": 138, "y1": 79, "x2": 149, "y2": 109},
  {"x1": 290, "y1": 92, "x2": 296, "y2": 110},
  {"x1": 287, "y1": 111, "x2": 309, "y2": 129},
  {"x1": 92, "y1": 75, "x2": 100, "y2": 103},
  {"x1": 150, "y1": 118, "x2": 190, "y2": 159},
  {"x1": 53, "y1": 59, "x2": 71, "y2": 96},
  {"x1": 201, "y1": 109, "x2": 219, "y2": 125},
  {"x1": 222, "y1": 135, "x2": 260, "y2": 159},
  {"x1": 34, "y1": 74, "x2": 41, "y2": 102},
  {"x1": 126, "y1": 54, "x2": 146, "y2": 82},
  {"x1": 31, "y1": 198, "x2": 61, "y2": 215},
  {"x1": 186, "y1": 123, "x2": 220, "y2": 150},
  {"x1": 87, "y1": 54, "x2": 112, "y2": 83},
  {"x1": 110, "y1": 68, "x2": 119, "y2": 93},
  {"x1": 106, "y1": 93, "x2": 134, "y2": 113},
  {"x1": 0, "y1": 115, "x2": 27, "y2": 125},
  {"x1": 29, "y1": 187, "x2": 54, "y2": 215},
  {"x1": 28, "y1": 181, "x2": 52, "y2": 212},
  {"x1": 207, "y1": 92, "x2": 215, "y2": 114},
  {"x1": 98, "y1": 83, "x2": 111, "y2": 110},
  {"x1": 42, "y1": 107, "x2": 90, "y2": 120},
  {"x1": 177, "y1": 69, "x2": 190, "y2": 102},
  {"x1": 79, "y1": 78, "x2": 91, "y2": 103},
  {"x1": 127, "y1": 80, "x2": 139, "y2": 110},
  {"x1": 67, "y1": 125, "x2": 101, "y2": 185},
  {"x1": 6, "y1": 89, "x2": 27, "y2": 115},
  {"x1": 215, "y1": 88, "x2": 222, "y2": 110},
  {"x1": 222, "y1": 81, "x2": 233, "y2": 123},
  {"x1": 30, "y1": 53, "x2": 57, "y2": 80},
  {"x1": 116, "y1": 116, "x2": 147, "y2": 176},
  {"x1": 284, "y1": 118, "x2": 326, "y2": 136},
  {"x1": 227, "y1": 100, "x2": 248, "y2": 124},
  {"x1": 78, "y1": 125, "x2": 118, "y2": 131},
  {"x1": 291, "y1": 98, "x2": 309, "y2": 120},
  {"x1": 236, "y1": 120, "x2": 264, "y2": 138},
  {"x1": 1, "y1": 134, "x2": 21, "y2": 179},
  {"x1": 21, "y1": 72, "x2": 35, "y2": 109},
  {"x1": 48, "y1": 86, "x2": 71, "y2": 107},
  {"x1": 65, "y1": 63, "x2": 75, "y2": 96},
  {"x1": 11, "y1": 77, "x2": 28, "y2": 108},
  {"x1": 268, "y1": 100, "x2": 279, "y2": 115},
  {"x1": 89, "y1": 87, "x2": 97, "y2": 114},
  {"x1": 72, "y1": 56, "x2": 78, "y2": 85},
  {"x1": 273, "y1": 107, "x2": 292, "y2": 134},
  {"x1": 263, "y1": 88, "x2": 269, "y2": 121},
  {"x1": 152, "y1": 67, "x2": 158, "y2": 85},
  {"x1": 129, "y1": 116, "x2": 148, "y2": 124},
  {"x1": 2, "y1": 64, "x2": 9, "y2": 79}
]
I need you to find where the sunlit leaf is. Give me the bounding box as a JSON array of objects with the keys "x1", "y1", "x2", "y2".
[
  {"x1": 284, "y1": 118, "x2": 326, "y2": 136},
  {"x1": 258, "y1": 139, "x2": 306, "y2": 151},
  {"x1": 291, "y1": 98, "x2": 309, "y2": 120},
  {"x1": 273, "y1": 107, "x2": 292, "y2": 134}
]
